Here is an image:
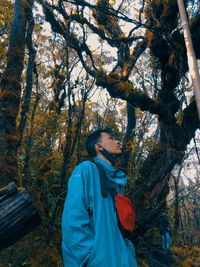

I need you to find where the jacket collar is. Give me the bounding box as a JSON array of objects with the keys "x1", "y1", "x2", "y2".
[{"x1": 94, "y1": 157, "x2": 128, "y2": 186}]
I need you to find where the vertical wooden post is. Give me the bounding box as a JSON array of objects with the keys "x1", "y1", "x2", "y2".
[{"x1": 177, "y1": 0, "x2": 200, "y2": 120}]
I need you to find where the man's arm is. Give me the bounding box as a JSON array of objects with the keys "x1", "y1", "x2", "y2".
[{"x1": 62, "y1": 163, "x2": 94, "y2": 266}]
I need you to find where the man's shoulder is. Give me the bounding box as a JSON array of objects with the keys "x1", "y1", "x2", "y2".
[
  {"x1": 76, "y1": 160, "x2": 96, "y2": 168},
  {"x1": 69, "y1": 160, "x2": 99, "y2": 185},
  {"x1": 72, "y1": 160, "x2": 97, "y2": 174}
]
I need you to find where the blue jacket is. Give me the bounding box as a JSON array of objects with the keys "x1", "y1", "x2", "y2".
[{"x1": 62, "y1": 157, "x2": 138, "y2": 267}]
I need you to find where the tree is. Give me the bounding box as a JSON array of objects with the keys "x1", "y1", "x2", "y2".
[
  {"x1": 0, "y1": 0, "x2": 13, "y2": 75},
  {"x1": 169, "y1": 143, "x2": 200, "y2": 244},
  {"x1": 38, "y1": 0, "x2": 199, "y2": 238},
  {"x1": 0, "y1": 0, "x2": 35, "y2": 187}
]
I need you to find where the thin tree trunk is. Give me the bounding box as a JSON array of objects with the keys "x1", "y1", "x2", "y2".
[
  {"x1": 22, "y1": 92, "x2": 40, "y2": 185},
  {"x1": 174, "y1": 176, "x2": 180, "y2": 231},
  {"x1": 177, "y1": 0, "x2": 200, "y2": 120},
  {"x1": 123, "y1": 102, "x2": 136, "y2": 144},
  {"x1": 122, "y1": 102, "x2": 136, "y2": 173},
  {"x1": 18, "y1": 6, "x2": 36, "y2": 145}
]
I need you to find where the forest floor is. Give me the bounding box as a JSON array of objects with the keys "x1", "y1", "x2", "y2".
[
  {"x1": 0, "y1": 226, "x2": 200, "y2": 267},
  {"x1": 138, "y1": 245, "x2": 200, "y2": 267}
]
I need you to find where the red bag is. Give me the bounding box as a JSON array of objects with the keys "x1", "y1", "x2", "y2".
[{"x1": 115, "y1": 193, "x2": 136, "y2": 234}]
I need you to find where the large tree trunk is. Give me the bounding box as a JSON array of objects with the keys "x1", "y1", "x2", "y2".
[
  {"x1": 0, "y1": 0, "x2": 42, "y2": 251},
  {"x1": 0, "y1": 0, "x2": 33, "y2": 187}
]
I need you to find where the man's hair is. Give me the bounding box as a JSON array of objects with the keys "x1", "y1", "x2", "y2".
[{"x1": 85, "y1": 127, "x2": 113, "y2": 157}]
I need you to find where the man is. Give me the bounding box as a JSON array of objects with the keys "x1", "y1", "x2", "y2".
[{"x1": 62, "y1": 127, "x2": 138, "y2": 266}]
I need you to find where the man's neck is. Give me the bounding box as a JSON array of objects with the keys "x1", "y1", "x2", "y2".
[{"x1": 96, "y1": 153, "x2": 112, "y2": 165}]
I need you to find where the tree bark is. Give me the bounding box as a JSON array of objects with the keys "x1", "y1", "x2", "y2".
[
  {"x1": 0, "y1": 182, "x2": 41, "y2": 250},
  {"x1": 0, "y1": 0, "x2": 34, "y2": 187},
  {"x1": 18, "y1": 4, "x2": 36, "y2": 145}
]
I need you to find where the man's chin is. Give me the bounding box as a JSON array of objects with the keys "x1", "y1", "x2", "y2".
[{"x1": 113, "y1": 151, "x2": 122, "y2": 157}]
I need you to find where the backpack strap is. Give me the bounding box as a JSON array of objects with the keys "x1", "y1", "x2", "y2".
[{"x1": 92, "y1": 161, "x2": 108, "y2": 197}]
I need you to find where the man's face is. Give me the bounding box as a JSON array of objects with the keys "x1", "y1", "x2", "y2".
[{"x1": 97, "y1": 132, "x2": 122, "y2": 155}]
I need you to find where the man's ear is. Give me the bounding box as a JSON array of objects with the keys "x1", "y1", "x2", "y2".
[{"x1": 95, "y1": 143, "x2": 103, "y2": 152}]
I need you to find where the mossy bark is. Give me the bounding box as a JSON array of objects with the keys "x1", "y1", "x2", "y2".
[
  {"x1": 130, "y1": 0, "x2": 200, "y2": 250},
  {"x1": 0, "y1": 0, "x2": 33, "y2": 187}
]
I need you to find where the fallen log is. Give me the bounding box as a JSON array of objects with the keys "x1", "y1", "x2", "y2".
[{"x1": 0, "y1": 182, "x2": 41, "y2": 250}]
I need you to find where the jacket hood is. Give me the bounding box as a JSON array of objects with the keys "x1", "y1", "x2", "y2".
[{"x1": 94, "y1": 157, "x2": 128, "y2": 186}]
